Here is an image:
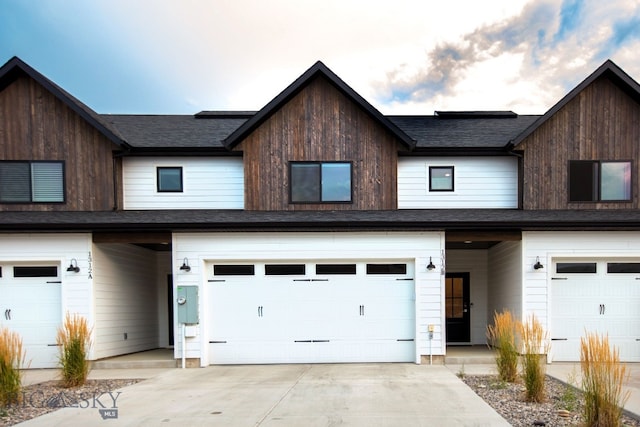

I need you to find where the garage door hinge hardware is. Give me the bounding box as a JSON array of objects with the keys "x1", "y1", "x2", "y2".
[
  {"x1": 599, "y1": 304, "x2": 605, "y2": 315},
  {"x1": 551, "y1": 338, "x2": 568, "y2": 341},
  {"x1": 47, "y1": 344, "x2": 61, "y2": 346},
  {"x1": 4, "y1": 309, "x2": 10, "y2": 320},
  {"x1": 396, "y1": 278, "x2": 414, "y2": 281},
  {"x1": 397, "y1": 339, "x2": 414, "y2": 342},
  {"x1": 209, "y1": 341, "x2": 227, "y2": 344},
  {"x1": 257, "y1": 306, "x2": 264, "y2": 317},
  {"x1": 208, "y1": 279, "x2": 226, "y2": 282},
  {"x1": 46, "y1": 280, "x2": 62, "y2": 284},
  {"x1": 293, "y1": 279, "x2": 311, "y2": 282},
  {"x1": 294, "y1": 340, "x2": 330, "y2": 343},
  {"x1": 359, "y1": 305, "x2": 365, "y2": 316},
  {"x1": 551, "y1": 277, "x2": 567, "y2": 280}
]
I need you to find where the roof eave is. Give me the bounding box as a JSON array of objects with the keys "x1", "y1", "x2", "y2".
[
  {"x1": 223, "y1": 61, "x2": 416, "y2": 151},
  {"x1": 0, "y1": 56, "x2": 131, "y2": 150}
]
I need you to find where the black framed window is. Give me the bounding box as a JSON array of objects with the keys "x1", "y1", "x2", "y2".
[
  {"x1": 429, "y1": 166, "x2": 454, "y2": 191},
  {"x1": 569, "y1": 160, "x2": 631, "y2": 202},
  {"x1": 0, "y1": 161, "x2": 64, "y2": 203},
  {"x1": 157, "y1": 167, "x2": 183, "y2": 192},
  {"x1": 607, "y1": 263, "x2": 640, "y2": 273},
  {"x1": 290, "y1": 162, "x2": 351, "y2": 203}
]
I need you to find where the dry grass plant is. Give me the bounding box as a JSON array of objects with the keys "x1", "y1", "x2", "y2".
[
  {"x1": 518, "y1": 314, "x2": 549, "y2": 403},
  {"x1": 56, "y1": 313, "x2": 92, "y2": 387},
  {"x1": 486, "y1": 310, "x2": 519, "y2": 383},
  {"x1": 0, "y1": 327, "x2": 26, "y2": 407},
  {"x1": 580, "y1": 332, "x2": 630, "y2": 427}
]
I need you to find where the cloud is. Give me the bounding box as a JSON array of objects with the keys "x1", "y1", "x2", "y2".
[{"x1": 376, "y1": 0, "x2": 640, "y2": 114}]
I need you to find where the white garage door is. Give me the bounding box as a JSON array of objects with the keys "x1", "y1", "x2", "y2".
[
  {"x1": 550, "y1": 260, "x2": 640, "y2": 362},
  {"x1": 0, "y1": 265, "x2": 62, "y2": 368},
  {"x1": 208, "y1": 261, "x2": 415, "y2": 364}
]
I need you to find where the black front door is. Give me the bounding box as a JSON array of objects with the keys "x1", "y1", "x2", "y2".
[{"x1": 445, "y1": 273, "x2": 470, "y2": 343}]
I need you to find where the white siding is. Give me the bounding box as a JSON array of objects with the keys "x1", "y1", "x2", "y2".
[
  {"x1": 92, "y1": 243, "x2": 160, "y2": 359},
  {"x1": 173, "y1": 231, "x2": 444, "y2": 365},
  {"x1": 123, "y1": 157, "x2": 244, "y2": 210},
  {"x1": 398, "y1": 157, "x2": 518, "y2": 209},
  {"x1": 446, "y1": 250, "x2": 489, "y2": 345},
  {"x1": 488, "y1": 241, "x2": 523, "y2": 322}
]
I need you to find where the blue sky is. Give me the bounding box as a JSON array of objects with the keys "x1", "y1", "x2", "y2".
[{"x1": 1, "y1": 0, "x2": 639, "y2": 115}]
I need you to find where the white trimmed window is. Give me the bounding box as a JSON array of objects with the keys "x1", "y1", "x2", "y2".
[{"x1": 0, "y1": 161, "x2": 64, "y2": 203}]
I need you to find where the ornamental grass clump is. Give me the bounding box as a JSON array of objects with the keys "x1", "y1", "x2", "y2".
[
  {"x1": 580, "y1": 332, "x2": 630, "y2": 427},
  {"x1": 57, "y1": 313, "x2": 92, "y2": 387},
  {"x1": 518, "y1": 314, "x2": 549, "y2": 403},
  {"x1": 486, "y1": 310, "x2": 518, "y2": 383},
  {"x1": 0, "y1": 327, "x2": 26, "y2": 407}
]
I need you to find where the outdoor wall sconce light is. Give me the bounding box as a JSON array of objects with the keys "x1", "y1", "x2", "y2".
[
  {"x1": 179, "y1": 258, "x2": 191, "y2": 272},
  {"x1": 533, "y1": 256, "x2": 544, "y2": 270},
  {"x1": 427, "y1": 257, "x2": 436, "y2": 271},
  {"x1": 66, "y1": 258, "x2": 80, "y2": 273}
]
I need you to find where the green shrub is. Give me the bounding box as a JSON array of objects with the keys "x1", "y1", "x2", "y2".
[
  {"x1": 0, "y1": 327, "x2": 26, "y2": 407},
  {"x1": 486, "y1": 310, "x2": 519, "y2": 383},
  {"x1": 580, "y1": 332, "x2": 630, "y2": 427},
  {"x1": 57, "y1": 313, "x2": 92, "y2": 387},
  {"x1": 518, "y1": 314, "x2": 549, "y2": 402}
]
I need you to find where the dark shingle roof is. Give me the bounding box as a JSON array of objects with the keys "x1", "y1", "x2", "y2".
[
  {"x1": 389, "y1": 115, "x2": 540, "y2": 149},
  {"x1": 1, "y1": 209, "x2": 640, "y2": 232},
  {"x1": 103, "y1": 114, "x2": 249, "y2": 149}
]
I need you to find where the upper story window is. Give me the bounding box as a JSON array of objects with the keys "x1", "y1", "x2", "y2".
[
  {"x1": 569, "y1": 160, "x2": 631, "y2": 202},
  {"x1": 429, "y1": 166, "x2": 454, "y2": 191},
  {"x1": 157, "y1": 167, "x2": 183, "y2": 192},
  {"x1": 290, "y1": 162, "x2": 352, "y2": 203},
  {"x1": 0, "y1": 161, "x2": 64, "y2": 203}
]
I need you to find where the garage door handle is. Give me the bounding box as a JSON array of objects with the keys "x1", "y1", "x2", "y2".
[
  {"x1": 359, "y1": 305, "x2": 365, "y2": 316},
  {"x1": 257, "y1": 306, "x2": 263, "y2": 317},
  {"x1": 4, "y1": 309, "x2": 9, "y2": 320}
]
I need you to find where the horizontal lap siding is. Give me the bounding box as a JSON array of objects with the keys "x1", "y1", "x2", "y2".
[
  {"x1": 0, "y1": 76, "x2": 120, "y2": 211},
  {"x1": 236, "y1": 76, "x2": 402, "y2": 210},
  {"x1": 519, "y1": 77, "x2": 640, "y2": 209},
  {"x1": 123, "y1": 157, "x2": 244, "y2": 209},
  {"x1": 398, "y1": 157, "x2": 518, "y2": 208}
]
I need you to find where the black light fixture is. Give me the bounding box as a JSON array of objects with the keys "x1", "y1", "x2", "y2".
[
  {"x1": 179, "y1": 258, "x2": 191, "y2": 272},
  {"x1": 66, "y1": 258, "x2": 80, "y2": 273},
  {"x1": 533, "y1": 256, "x2": 544, "y2": 270},
  {"x1": 427, "y1": 257, "x2": 436, "y2": 271}
]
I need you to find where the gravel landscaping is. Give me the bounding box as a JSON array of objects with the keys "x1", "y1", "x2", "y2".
[
  {"x1": 463, "y1": 374, "x2": 640, "y2": 427},
  {"x1": 0, "y1": 379, "x2": 141, "y2": 426}
]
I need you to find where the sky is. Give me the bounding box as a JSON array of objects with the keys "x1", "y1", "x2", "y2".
[{"x1": 1, "y1": 0, "x2": 639, "y2": 115}]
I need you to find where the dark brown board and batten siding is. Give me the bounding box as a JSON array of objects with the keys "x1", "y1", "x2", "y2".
[
  {"x1": 235, "y1": 76, "x2": 404, "y2": 211},
  {"x1": 0, "y1": 75, "x2": 122, "y2": 211},
  {"x1": 518, "y1": 76, "x2": 640, "y2": 210}
]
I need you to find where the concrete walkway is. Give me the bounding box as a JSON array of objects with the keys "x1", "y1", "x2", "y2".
[
  {"x1": 18, "y1": 364, "x2": 510, "y2": 426},
  {"x1": 16, "y1": 362, "x2": 640, "y2": 426}
]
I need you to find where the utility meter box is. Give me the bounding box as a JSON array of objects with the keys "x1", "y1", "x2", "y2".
[{"x1": 177, "y1": 286, "x2": 199, "y2": 324}]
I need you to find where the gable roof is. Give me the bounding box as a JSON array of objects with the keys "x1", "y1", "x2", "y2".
[
  {"x1": 510, "y1": 59, "x2": 640, "y2": 147},
  {"x1": 223, "y1": 61, "x2": 416, "y2": 150},
  {"x1": 0, "y1": 56, "x2": 130, "y2": 149}
]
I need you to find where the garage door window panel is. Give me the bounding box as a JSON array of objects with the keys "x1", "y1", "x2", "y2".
[
  {"x1": 366, "y1": 264, "x2": 407, "y2": 275},
  {"x1": 213, "y1": 265, "x2": 255, "y2": 276},
  {"x1": 13, "y1": 266, "x2": 58, "y2": 278},
  {"x1": 607, "y1": 263, "x2": 640, "y2": 274},
  {"x1": 315, "y1": 264, "x2": 356, "y2": 275},
  {"x1": 556, "y1": 263, "x2": 597, "y2": 274},
  {"x1": 265, "y1": 264, "x2": 306, "y2": 275}
]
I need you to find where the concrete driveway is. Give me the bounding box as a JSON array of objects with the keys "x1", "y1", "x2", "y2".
[{"x1": 18, "y1": 364, "x2": 509, "y2": 426}]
